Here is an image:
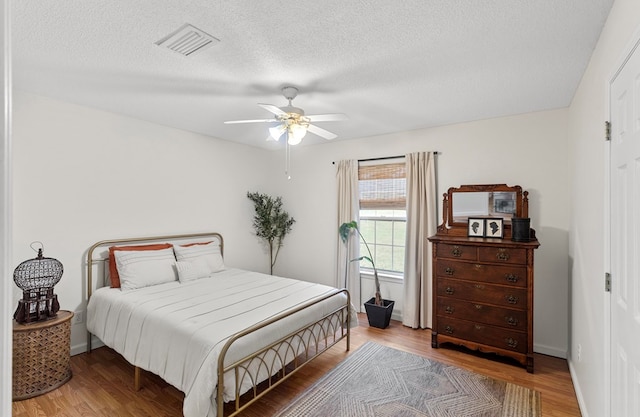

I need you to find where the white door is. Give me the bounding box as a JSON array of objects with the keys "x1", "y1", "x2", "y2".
[{"x1": 610, "y1": 40, "x2": 640, "y2": 417}]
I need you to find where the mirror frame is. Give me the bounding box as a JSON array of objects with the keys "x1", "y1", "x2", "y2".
[{"x1": 437, "y1": 184, "x2": 529, "y2": 237}]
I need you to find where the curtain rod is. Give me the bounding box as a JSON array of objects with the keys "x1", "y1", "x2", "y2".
[
  {"x1": 359, "y1": 155, "x2": 404, "y2": 162},
  {"x1": 332, "y1": 152, "x2": 438, "y2": 165}
]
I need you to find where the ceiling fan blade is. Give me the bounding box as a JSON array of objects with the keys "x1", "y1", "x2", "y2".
[
  {"x1": 306, "y1": 113, "x2": 349, "y2": 122},
  {"x1": 258, "y1": 103, "x2": 287, "y2": 116},
  {"x1": 307, "y1": 123, "x2": 338, "y2": 140},
  {"x1": 224, "y1": 118, "x2": 277, "y2": 124}
]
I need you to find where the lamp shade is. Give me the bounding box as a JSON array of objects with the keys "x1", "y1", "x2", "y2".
[
  {"x1": 287, "y1": 123, "x2": 307, "y2": 145},
  {"x1": 269, "y1": 125, "x2": 286, "y2": 141}
]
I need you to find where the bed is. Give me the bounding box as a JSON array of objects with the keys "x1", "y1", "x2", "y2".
[{"x1": 85, "y1": 232, "x2": 354, "y2": 417}]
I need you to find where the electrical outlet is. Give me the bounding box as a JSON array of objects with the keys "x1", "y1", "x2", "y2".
[
  {"x1": 73, "y1": 310, "x2": 84, "y2": 325},
  {"x1": 577, "y1": 344, "x2": 582, "y2": 362}
]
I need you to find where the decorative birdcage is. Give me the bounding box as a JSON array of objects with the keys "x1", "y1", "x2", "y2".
[{"x1": 13, "y1": 242, "x2": 63, "y2": 324}]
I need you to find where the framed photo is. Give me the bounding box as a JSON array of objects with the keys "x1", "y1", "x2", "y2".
[
  {"x1": 491, "y1": 192, "x2": 517, "y2": 214},
  {"x1": 484, "y1": 218, "x2": 504, "y2": 238},
  {"x1": 467, "y1": 218, "x2": 485, "y2": 237}
]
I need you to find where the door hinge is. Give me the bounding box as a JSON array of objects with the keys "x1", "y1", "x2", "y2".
[
  {"x1": 605, "y1": 272, "x2": 611, "y2": 292},
  {"x1": 605, "y1": 121, "x2": 611, "y2": 141}
]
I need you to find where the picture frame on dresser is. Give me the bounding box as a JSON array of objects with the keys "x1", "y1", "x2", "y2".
[
  {"x1": 467, "y1": 218, "x2": 485, "y2": 237},
  {"x1": 484, "y1": 218, "x2": 504, "y2": 238},
  {"x1": 491, "y1": 192, "x2": 516, "y2": 214}
]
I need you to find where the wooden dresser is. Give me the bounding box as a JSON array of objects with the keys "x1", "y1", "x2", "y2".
[{"x1": 428, "y1": 184, "x2": 540, "y2": 372}]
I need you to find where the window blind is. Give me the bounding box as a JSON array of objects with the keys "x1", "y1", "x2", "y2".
[{"x1": 358, "y1": 162, "x2": 406, "y2": 209}]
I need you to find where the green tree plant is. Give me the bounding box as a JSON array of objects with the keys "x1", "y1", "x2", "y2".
[
  {"x1": 339, "y1": 220, "x2": 382, "y2": 306},
  {"x1": 247, "y1": 192, "x2": 296, "y2": 275}
]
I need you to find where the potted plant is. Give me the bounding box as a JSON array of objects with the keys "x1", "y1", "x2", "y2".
[
  {"x1": 339, "y1": 220, "x2": 395, "y2": 329},
  {"x1": 247, "y1": 192, "x2": 296, "y2": 275}
]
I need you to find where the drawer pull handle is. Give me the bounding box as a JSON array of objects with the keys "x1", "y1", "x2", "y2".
[
  {"x1": 444, "y1": 306, "x2": 454, "y2": 314},
  {"x1": 474, "y1": 324, "x2": 484, "y2": 331},
  {"x1": 444, "y1": 325, "x2": 454, "y2": 334},
  {"x1": 505, "y1": 273, "x2": 519, "y2": 283},
  {"x1": 474, "y1": 264, "x2": 482, "y2": 270},
  {"x1": 496, "y1": 249, "x2": 510, "y2": 261},
  {"x1": 505, "y1": 295, "x2": 519, "y2": 304},
  {"x1": 445, "y1": 287, "x2": 455, "y2": 295},
  {"x1": 451, "y1": 246, "x2": 462, "y2": 257},
  {"x1": 506, "y1": 316, "x2": 519, "y2": 326},
  {"x1": 505, "y1": 338, "x2": 518, "y2": 348},
  {"x1": 445, "y1": 267, "x2": 454, "y2": 275},
  {"x1": 474, "y1": 304, "x2": 483, "y2": 310},
  {"x1": 474, "y1": 284, "x2": 485, "y2": 290}
]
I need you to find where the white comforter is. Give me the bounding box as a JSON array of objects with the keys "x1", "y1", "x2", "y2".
[{"x1": 87, "y1": 268, "x2": 353, "y2": 417}]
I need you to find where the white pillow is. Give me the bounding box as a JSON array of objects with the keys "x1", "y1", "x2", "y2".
[
  {"x1": 176, "y1": 258, "x2": 212, "y2": 282},
  {"x1": 173, "y1": 241, "x2": 225, "y2": 276},
  {"x1": 114, "y1": 247, "x2": 177, "y2": 290}
]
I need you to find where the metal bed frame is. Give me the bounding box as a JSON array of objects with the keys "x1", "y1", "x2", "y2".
[{"x1": 85, "y1": 232, "x2": 351, "y2": 417}]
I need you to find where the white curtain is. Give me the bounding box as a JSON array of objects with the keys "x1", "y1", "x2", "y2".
[
  {"x1": 336, "y1": 160, "x2": 361, "y2": 311},
  {"x1": 403, "y1": 152, "x2": 437, "y2": 329}
]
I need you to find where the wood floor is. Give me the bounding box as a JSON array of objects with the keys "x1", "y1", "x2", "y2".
[{"x1": 12, "y1": 314, "x2": 581, "y2": 416}]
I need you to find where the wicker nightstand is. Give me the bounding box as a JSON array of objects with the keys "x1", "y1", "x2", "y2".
[{"x1": 12, "y1": 310, "x2": 74, "y2": 400}]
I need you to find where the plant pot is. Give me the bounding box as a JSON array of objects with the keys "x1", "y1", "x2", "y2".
[{"x1": 364, "y1": 297, "x2": 395, "y2": 329}]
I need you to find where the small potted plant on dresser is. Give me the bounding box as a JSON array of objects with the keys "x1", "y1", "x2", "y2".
[{"x1": 339, "y1": 220, "x2": 395, "y2": 329}]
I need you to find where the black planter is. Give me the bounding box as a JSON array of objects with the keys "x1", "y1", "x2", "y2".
[{"x1": 364, "y1": 298, "x2": 395, "y2": 329}]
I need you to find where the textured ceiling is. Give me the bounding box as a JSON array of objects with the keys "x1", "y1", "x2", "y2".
[{"x1": 12, "y1": 0, "x2": 614, "y2": 149}]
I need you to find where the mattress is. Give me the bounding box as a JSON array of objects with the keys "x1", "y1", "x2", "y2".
[{"x1": 87, "y1": 268, "x2": 352, "y2": 417}]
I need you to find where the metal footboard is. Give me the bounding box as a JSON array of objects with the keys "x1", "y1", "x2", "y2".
[{"x1": 217, "y1": 288, "x2": 351, "y2": 417}]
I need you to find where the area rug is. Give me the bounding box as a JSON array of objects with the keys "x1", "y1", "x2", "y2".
[{"x1": 275, "y1": 342, "x2": 540, "y2": 417}]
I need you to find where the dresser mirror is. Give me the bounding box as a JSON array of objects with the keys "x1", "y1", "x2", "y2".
[{"x1": 438, "y1": 184, "x2": 528, "y2": 236}]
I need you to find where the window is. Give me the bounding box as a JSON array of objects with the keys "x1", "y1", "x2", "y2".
[{"x1": 358, "y1": 160, "x2": 406, "y2": 275}]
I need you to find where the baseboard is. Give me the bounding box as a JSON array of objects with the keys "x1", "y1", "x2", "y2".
[
  {"x1": 533, "y1": 342, "x2": 567, "y2": 359},
  {"x1": 71, "y1": 336, "x2": 104, "y2": 356},
  {"x1": 568, "y1": 358, "x2": 588, "y2": 417}
]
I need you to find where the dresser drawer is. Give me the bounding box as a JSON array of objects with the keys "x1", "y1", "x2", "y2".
[
  {"x1": 437, "y1": 316, "x2": 527, "y2": 353},
  {"x1": 436, "y1": 243, "x2": 476, "y2": 261},
  {"x1": 437, "y1": 278, "x2": 528, "y2": 309},
  {"x1": 478, "y1": 246, "x2": 527, "y2": 264},
  {"x1": 436, "y1": 297, "x2": 527, "y2": 331},
  {"x1": 436, "y1": 261, "x2": 527, "y2": 287}
]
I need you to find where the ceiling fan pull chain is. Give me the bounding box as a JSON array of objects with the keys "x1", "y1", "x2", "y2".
[{"x1": 285, "y1": 139, "x2": 292, "y2": 180}]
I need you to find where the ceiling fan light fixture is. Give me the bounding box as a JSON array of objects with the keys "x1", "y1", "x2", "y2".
[
  {"x1": 269, "y1": 125, "x2": 286, "y2": 141},
  {"x1": 225, "y1": 86, "x2": 345, "y2": 152},
  {"x1": 287, "y1": 123, "x2": 307, "y2": 145}
]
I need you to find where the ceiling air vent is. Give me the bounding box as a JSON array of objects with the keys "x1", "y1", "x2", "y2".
[{"x1": 155, "y1": 23, "x2": 219, "y2": 56}]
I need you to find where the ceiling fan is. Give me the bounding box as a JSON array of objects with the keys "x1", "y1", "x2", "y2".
[{"x1": 224, "y1": 86, "x2": 348, "y2": 145}]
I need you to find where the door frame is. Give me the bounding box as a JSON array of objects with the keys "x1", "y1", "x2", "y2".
[
  {"x1": 1, "y1": 0, "x2": 12, "y2": 414},
  {"x1": 605, "y1": 22, "x2": 640, "y2": 417}
]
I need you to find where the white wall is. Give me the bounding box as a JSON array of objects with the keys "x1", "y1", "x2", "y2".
[
  {"x1": 567, "y1": 0, "x2": 640, "y2": 416},
  {"x1": 272, "y1": 108, "x2": 570, "y2": 358},
  {"x1": 12, "y1": 91, "x2": 274, "y2": 353}
]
